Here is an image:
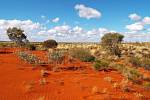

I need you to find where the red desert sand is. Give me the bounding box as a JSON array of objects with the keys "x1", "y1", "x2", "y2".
[{"x1": 0, "y1": 48, "x2": 150, "y2": 100}]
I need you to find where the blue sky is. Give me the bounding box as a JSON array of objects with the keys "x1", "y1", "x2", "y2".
[{"x1": 0, "y1": 0, "x2": 150, "y2": 42}]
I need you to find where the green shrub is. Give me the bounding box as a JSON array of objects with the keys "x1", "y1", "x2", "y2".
[
  {"x1": 129, "y1": 56, "x2": 141, "y2": 67},
  {"x1": 69, "y1": 48, "x2": 95, "y2": 62},
  {"x1": 110, "y1": 63, "x2": 142, "y2": 82},
  {"x1": 101, "y1": 33, "x2": 124, "y2": 57},
  {"x1": 26, "y1": 44, "x2": 36, "y2": 50},
  {"x1": 93, "y1": 60, "x2": 109, "y2": 71},
  {"x1": 43, "y1": 39, "x2": 58, "y2": 49},
  {"x1": 124, "y1": 68, "x2": 142, "y2": 81},
  {"x1": 17, "y1": 51, "x2": 44, "y2": 65},
  {"x1": 48, "y1": 49, "x2": 64, "y2": 64},
  {"x1": 143, "y1": 82, "x2": 150, "y2": 88},
  {"x1": 141, "y1": 58, "x2": 150, "y2": 70}
]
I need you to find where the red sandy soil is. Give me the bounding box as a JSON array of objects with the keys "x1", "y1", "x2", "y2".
[{"x1": 0, "y1": 48, "x2": 150, "y2": 100}]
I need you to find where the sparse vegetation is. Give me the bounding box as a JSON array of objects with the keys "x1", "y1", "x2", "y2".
[
  {"x1": 26, "y1": 44, "x2": 36, "y2": 50},
  {"x1": 101, "y1": 33, "x2": 124, "y2": 57},
  {"x1": 93, "y1": 59, "x2": 110, "y2": 71},
  {"x1": 17, "y1": 51, "x2": 44, "y2": 65},
  {"x1": 111, "y1": 63, "x2": 143, "y2": 82},
  {"x1": 48, "y1": 49, "x2": 65, "y2": 64},
  {"x1": 141, "y1": 58, "x2": 150, "y2": 70},
  {"x1": 43, "y1": 39, "x2": 58, "y2": 49},
  {"x1": 69, "y1": 48, "x2": 95, "y2": 62},
  {"x1": 143, "y1": 82, "x2": 150, "y2": 89},
  {"x1": 7, "y1": 27, "x2": 29, "y2": 46},
  {"x1": 129, "y1": 56, "x2": 141, "y2": 67}
]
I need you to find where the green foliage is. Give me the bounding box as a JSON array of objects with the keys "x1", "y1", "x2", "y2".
[
  {"x1": 17, "y1": 51, "x2": 44, "y2": 65},
  {"x1": 26, "y1": 44, "x2": 36, "y2": 50},
  {"x1": 43, "y1": 39, "x2": 58, "y2": 49},
  {"x1": 93, "y1": 60, "x2": 109, "y2": 71},
  {"x1": 129, "y1": 56, "x2": 141, "y2": 67},
  {"x1": 143, "y1": 82, "x2": 150, "y2": 88},
  {"x1": 48, "y1": 49, "x2": 64, "y2": 64},
  {"x1": 124, "y1": 68, "x2": 142, "y2": 81},
  {"x1": 101, "y1": 33, "x2": 124, "y2": 57},
  {"x1": 7, "y1": 27, "x2": 28, "y2": 46},
  {"x1": 111, "y1": 63, "x2": 142, "y2": 82},
  {"x1": 129, "y1": 56, "x2": 150, "y2": 70},
  {"x1": 69, "y1": 48, "x2": 95, "y2": 62},
  {"x1": 141, "y1": 58, "x2": 150, "y2": 70}
]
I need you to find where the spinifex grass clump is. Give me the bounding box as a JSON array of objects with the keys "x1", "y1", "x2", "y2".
[
  {"x1": 129, "y1": 56, "x2": 141, "y2": 67},
  {"x1": 141, "y1": 58, "x2": 150, "y2": 70},
  {"x1": 17, "y1": 51, "x2": 44, "y2": 66},
  {"x1": 69, "y1": 48, "x2": 95, "y2": 62},
  {"x1": 111, "y1": 63, "x2": 143, "y2": 83},
  {"x1": 26, "y1": 44, "x2": 36, "y2": 51},
  {"x1": 93, "y1": 59, "x2": 110, "y2": 71},
  {"x1": 47, "y1": 49, "x2": 65, "y2": 64},
  {"x1": 129, "y1": 56, "x2": 150, "y2": 70}
]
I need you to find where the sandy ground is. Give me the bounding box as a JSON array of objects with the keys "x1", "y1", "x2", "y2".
[{"x1": 0, "y1": 48, "x2": 150, "y2": 100}]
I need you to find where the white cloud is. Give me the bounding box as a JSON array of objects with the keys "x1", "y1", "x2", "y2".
[
  {"x1": 53, "y1": 25, "x2": 70, "y2": 34},
  {"x1": 75, "y1": 4, "x2": 101, "y2": 19},
  {"x1": 2, "y1": 17, "x2": 150, "y2": 42},
  {"x1": 126, "y1": 22, "x2": 144, "y2": 31},
  {"x1": 129, "y1": 13, "x2": 141, "y2": 21},
  {"x1": 126, "y1": 14, "x2": 150, "y2": 32},
  {"x1": 72, "y1": 26, "x2": 84, "y2": 34},
  {"x1": 142, "y1": 17, "x2": 150, "y2": 25},
  {"x1": 0, "y1": 19, "x2": 44, "y2": 41},
  {"x1": 123, "y1": 31, "x2": 150, "y2": 42},
  {"x1": 52, "y1": 17, "x2": 60, "y2": 23}
]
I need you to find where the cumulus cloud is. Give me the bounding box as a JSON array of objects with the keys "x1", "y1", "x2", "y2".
[
  {"x1": 142, "y1": 17, "x2": 150, "y2": 25},
  {"x1": 126, "y1": 14, "x2": 150, "y2": 32},
  {"x1": 129, "y1": 13, "x2": 141, "y2": 21},
  {"x1": 125, "y1": 14, "x2": 150, "y2": 42},
  {"x1": 75, "y1": 4, "x2": 101, "y2": 19},
  {"x1": 123, "y1": 31, "x2": 150, "y2": 42},
  {"x1": 52, "y1": 17, "x2": 60, "y2": 23},
  {"x1": 72, "y1": 26, "x2": 84, "y2": 34},
  {"x1": 1, "y1": 20, "x2": 109, "y2": 42},
  {"x1": 126, "y1": 22, "x2": 144, "y2": 31},
  {"x1": 41, "y1": 25, "x2": 112, "y2": 42},
  {"x1": 0, "y1": 19, "x2": 44, "y2": 41}
]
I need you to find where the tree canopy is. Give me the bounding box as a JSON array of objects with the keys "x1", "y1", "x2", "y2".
[
  {"x1": 43, "y1": 39, "x2": 58, "y2": 49},
  {"x1": 7, "y1": 27, "x2": 28, "y2": 45},
  {"x1": 101, "y1": 33, "x2": 124, "y2": 57}
]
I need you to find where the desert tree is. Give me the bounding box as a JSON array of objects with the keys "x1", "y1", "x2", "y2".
[
  {"x1": 101, "y1": 33, "x2": 124, "y2": 57},
  {"x1": 7, "y1": 27, "x2": 29, "y2": 46}
]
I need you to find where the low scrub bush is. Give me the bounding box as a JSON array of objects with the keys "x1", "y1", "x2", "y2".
[
  {"x1": 69, "y1": 48, "x2": 95, "y2": 62},
  {"x1": 48, "y1": 49, "x2": 65, "y2": 64},
  {"x1": 111, "y1": 63, "x2": 143, "y2": 82},
  {"x1": 93, "y1": 59, "x2": 109, "y2": 71},
  {"x1": 141, "y1": 58, "x2": 150, "y2": 70},
  {"x1": 129, "y1": 56, "x2": 141, "y2": 67},
  {"x1": 43, "y1": 39, "x2": 58, "y2": 49},
  {"x1": 143, "y1": 82, "x2": 150, "y2": 89},
  {"x1": 26, "y1": 44, "x2": 36, "y2": 50},
  {"x1": 129, "y1": 56, "x2": 150, "y2": 70},
  {"x1": 17, "y1": 51, "x2": 43, "y2": 65},
  {"x1": 123, "y1": 68, "x2": 142, "y2": 81}
]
